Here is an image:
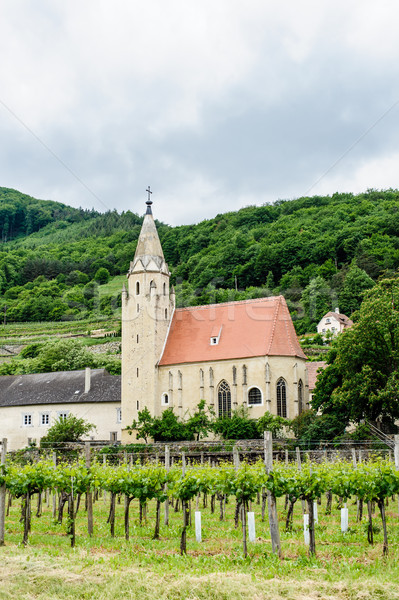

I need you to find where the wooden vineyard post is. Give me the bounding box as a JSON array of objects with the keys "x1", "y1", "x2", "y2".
[
  {"x1": 233, "y1": 445, "x2": 240, "y2": 470},
  {"x1": 241, "y1": 503, "x2": 247, "y2": 558},
  {"x1": 182, "y1": 451, "x2": 186, "y2": 476},
  {"x1": 296, "y1": 446, "x2": 306, "y2": 514},
  {"x1": 0, "y1": 438, "x2": 7, "y2": 546},
  {"x1": 85, "y1": 442, "x2": 93, "y2": 536},
  {"x1": 264, "y1": 431, "x2": 281, "y2": 557},
  {"x1": 395, "y1": 435, "x2": 399, "y2": 517},
  {"x1": 164, "y1": 445, "x2": 170, "y2": 526},
  {"x1": 52, "y1": 452, "x2": 57, "y2": 520}
]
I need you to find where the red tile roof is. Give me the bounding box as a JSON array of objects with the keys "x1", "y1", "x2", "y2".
[
  {"x1": 307, "y1": 361, "x2": 327, "y2": 391},
  {"x1": 159, "y1": 296, "x2": 307, "y2": 366},
  {"x1": 322, "y1": 312, "x2": 353, "y2": 328}
]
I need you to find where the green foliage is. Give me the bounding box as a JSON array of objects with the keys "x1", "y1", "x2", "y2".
[
  {"x1": 33, "y1": 339, "x2": 97, "y2": 372},
  {"x1": 94, "y1": 267, "x2": 110, "y2": 284},
  {"x1": 3, "y1": 188, "x2": 399, "y2": 329},
  {"x1": 338, "y1": 264, "x2": 374, "y2": 316},
  {"x1": 185, "y1": 399, "x2": 215, "y2": 441},
  {"x1": 40, "y1": 414, "x2": 95, "y2": 448},
  {"x1": 129, "y1": 402, "x2": 215, "y2": 442},
  {"x1": 19, "y1": 341, "x2": 44, "y2": 358},
  {"x1": 213, "y1": 407, "x2": 260, "y2": 440},
  {"x1": 301, "y1": 276, "x2": 334, "y2": 324},
  {"x1": 313, "y1": 276, "x2": 399, "y2": 426},
  {"x1": 256, "y1": 412, "x2": 290, "y2": 437}
]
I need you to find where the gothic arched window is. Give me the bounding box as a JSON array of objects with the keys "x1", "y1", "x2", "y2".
[
  {"x1": 298, "y1": 379, "x2": 303, "y2": 415},
  {"x1": 276, "y1": 378, "x2": 287, "y2": 418},
  {"x1": 218, "y1": 380, "x2": 231, "y2": 418}
]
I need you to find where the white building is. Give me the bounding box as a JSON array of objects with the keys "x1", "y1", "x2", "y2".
[
  {"x1": 317, "y1": 310, "x2": 353, "y2": 338},
  {"x1": 0, "y1": 368, "x2": 121, "y2": 451}
]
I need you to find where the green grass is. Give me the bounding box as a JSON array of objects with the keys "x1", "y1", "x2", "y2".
[
  {"x1": 98, "y1": 275, "x2": 126, "y2": 298},
  {"x1": 1, "y1": 493, "x2": 399, "y2": 599},
  {"x1": 0, "y1": 317, "x2": 120, "y2": 347}
]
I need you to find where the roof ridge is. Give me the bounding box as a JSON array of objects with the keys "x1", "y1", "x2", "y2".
[
  {"x1": 175, "y1": 295, "x2": 283, "y2": 313},
  {"x1": 266, "y1": 296, "x2": 281, "y2": 355},
  {"x1": 281, "y1": 299, "x2": 296, "y2": 356}
]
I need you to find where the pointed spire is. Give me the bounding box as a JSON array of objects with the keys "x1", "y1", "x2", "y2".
[{"x1": 129, "y1": 188, "x2": 168, "y2": 274}]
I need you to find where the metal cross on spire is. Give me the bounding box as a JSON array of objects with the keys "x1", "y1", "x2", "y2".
[{"x1": 145, "y1": 185, "x2": 153, "y2": 214}]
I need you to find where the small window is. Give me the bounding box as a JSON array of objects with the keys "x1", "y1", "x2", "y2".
[
  {"x1": 325, "y1": 318, "x2": 331, "y2": 324},
  {"x1": 137, "y1": 334, "x2": 139, "y2": 343},
  {"x1": 40, "y1": 413, "x2": 50, "y2": 426},
  {"x1": 116, "y1": 408, "x2": 122, "y2": 423},
  {"x1": 210, "y1": 337, "x2": 218, "y2": 345},
  {"x1": 58, "y1": 412, "x2": 69, "y2": 421},
  {"x1": 22, "y1": 413, "x2": 32, "y2": 426},
  {"x1": 248, "y1": 387, "x2": 262, "y2": 405},
  {"x1": 136, "y1": 281, "x2": 140, "y2": 295},
  {"x1": 163, "y1": 282, "x2": 166, "y2": 296},
  {"x1": 165, "y1": 308, "x2": 168, "y2": 319},
  {"x1": 136, "y1": 400, "x2": 139, "y2": 410},
  {"x1": 161, "y1": 393, "x2": 169, "y2": 406},
  {"x1": 137, "y1": 304, "x2": 140, "y2": 313},
  {"x1": 110, "y1": 431, "x2": 118, "y2": 442},
  {"x1": 137, "y1": 368, "x2": 139, "y2": 377}
]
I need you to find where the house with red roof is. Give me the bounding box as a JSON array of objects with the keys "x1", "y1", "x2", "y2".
[
  {"x1": 121, "y1": 197, "x2": 310, "y2": 441},
  {"x1": 317, "y1": 310, "x2": 353, "y2": 338}
]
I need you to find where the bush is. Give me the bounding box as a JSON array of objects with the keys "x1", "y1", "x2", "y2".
[
  {"x1": 213, "y1": 407, "x2": 260, "y2": 440},
  {"x1": 40, "y1": 414, "x2": 95, "y2": 448}
]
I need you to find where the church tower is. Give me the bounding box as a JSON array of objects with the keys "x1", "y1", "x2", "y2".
[{"x1": 121, "y1": 190, "x2": 175, "y2": 442}]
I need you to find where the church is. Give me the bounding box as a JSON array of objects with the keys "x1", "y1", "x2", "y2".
[{"x1": 121, "y1": 197, "x2": 309, "y2": 442}]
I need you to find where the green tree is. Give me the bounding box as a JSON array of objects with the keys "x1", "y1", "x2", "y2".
[
  {"x1": 256, "y1": 412, "x2": 290, "y2": 437},
  {"x1": 40, "y1": 414, "x2": 95, "y2": 448},
  {"x1": 338, "y1": 263, "x2": 374, "y2": 316},
  {"x1": 127, "y1": 407, "x2": 154, "y2": 443},
  {"x1": 94, "y1": 267, "x2": 110, "y2": 284},
  {"x1": 301, "y1": 276, "x2": 334, "y2": 324},
  {"x1": 312, "y1": 277, "x2": 399, "y2": 427},
  {"x1": 33, "y1": 339, "x2": 96, "y2": 373},
  {"x1": 186, "y1": 400, "x2": 215, "y2": 441}
]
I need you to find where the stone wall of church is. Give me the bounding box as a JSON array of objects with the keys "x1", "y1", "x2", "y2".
[{"x1": 155, "y1": 355, "x2": 309, "y2": 421}]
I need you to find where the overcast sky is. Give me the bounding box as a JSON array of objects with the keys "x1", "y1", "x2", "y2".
[{"x1": 0, "y1": 1, "x2": 398, "y2": 226}]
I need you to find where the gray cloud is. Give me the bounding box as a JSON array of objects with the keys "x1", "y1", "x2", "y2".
[{"x1": 0, "y1": 1, "x2": 398, "y2": 225}]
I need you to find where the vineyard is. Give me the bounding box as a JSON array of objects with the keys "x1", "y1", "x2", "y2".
[{"x1": 1, "y1": 448, "x2": 399, "y2": 561}]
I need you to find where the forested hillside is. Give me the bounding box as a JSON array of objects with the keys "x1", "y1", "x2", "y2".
[
  {"x1": 0, "y1": 187, "x2": 98, "y2": 241},
  {"x1": 0, "y1": 187, "x2": 398, "y2": 331}
]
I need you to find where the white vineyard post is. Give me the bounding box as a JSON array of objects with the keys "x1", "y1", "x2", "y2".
[
  {"x1": 247, "y1": 511, "x2": 256, "y2": 542},
  {"x1": 341, "y1": 506, "x2": 349, "y2": 533},
  {"x1": 303, "y1": 513, "x2": 309, "y2": 546},
  {"x1": 195, "y1": 511, "x2": 202, "y2": 542}
]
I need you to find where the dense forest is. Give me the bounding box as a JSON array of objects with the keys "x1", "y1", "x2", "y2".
[{"x1": 0, "y1": 187, "x2": 398, "y2": 331}]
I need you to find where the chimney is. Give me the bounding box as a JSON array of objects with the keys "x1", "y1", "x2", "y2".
[
  {"x1": 85, "y1": 367, "x2": 91, "y2": 393},
  {"x1": 335, "y1": 307, "x2": 340, "y2": 314}
]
